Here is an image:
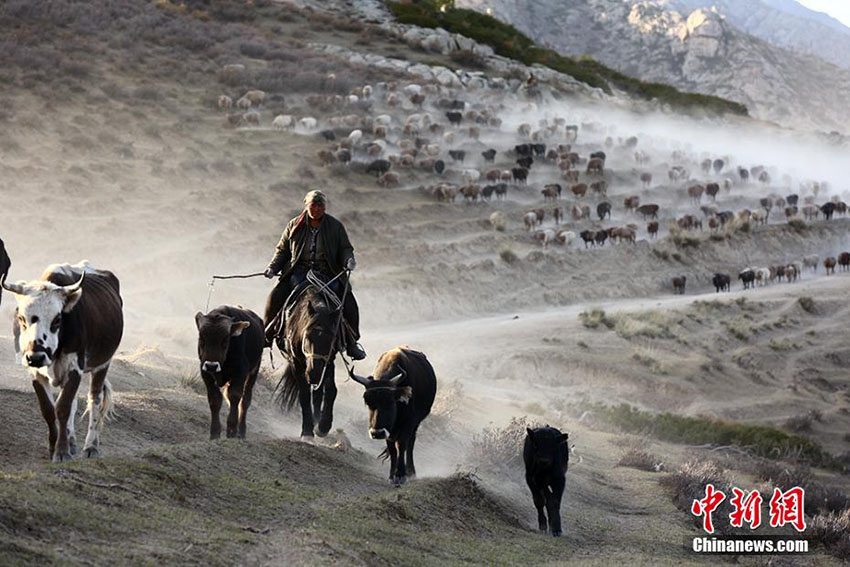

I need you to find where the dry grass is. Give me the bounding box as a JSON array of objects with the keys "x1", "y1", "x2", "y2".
[
  {"x1": 630, "y1": 344, "x2": 668, "y2": 374},
  {"x1": 611, "y1": 310, "x2": 678, "y2": 340},
  {"x1": 668, "y1": 227, "x2": 700, "y2": 248},
  {"x1": 660, "y1": 459, "x2": 735, "y2": 535},
  {"x1": 468, "y1": 416, "x2": 540, "y2": 478},
  {"x1": 783, "y1": 413, "x2": 816, "y2": 433},
  {"x1": 579, "y1": 308, "x2": 615, "y2": 329},
  {"x1": 178, "y1": 368, "x2": 206, "y2": 395},
  {"x1": 617, "y1": 446, "x2": 664, "y2": 472},
  {"x1": 808, "y1": 509, "x2": 850, "y2": 560},
  {"x1": 753, "y1": 460, "x2": 849, "y2": 516}
]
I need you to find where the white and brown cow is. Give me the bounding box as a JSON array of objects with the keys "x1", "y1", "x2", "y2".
[{"x1": 4, "y1": 261, "x2": 123, "y2": 462}]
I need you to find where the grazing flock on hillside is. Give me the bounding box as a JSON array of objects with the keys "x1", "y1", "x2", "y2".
[{"x1": 218, "y1": 72, "x2": 846, "y2": 299}]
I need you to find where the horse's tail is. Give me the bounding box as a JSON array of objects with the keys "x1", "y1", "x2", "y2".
[{"x1": 273, "y1": 363, "x2": 300, "y2": 412}]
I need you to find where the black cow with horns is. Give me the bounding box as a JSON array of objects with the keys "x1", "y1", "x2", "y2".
[{"x1": 350, "y1": 346, "x2": 436, "y2": 485}]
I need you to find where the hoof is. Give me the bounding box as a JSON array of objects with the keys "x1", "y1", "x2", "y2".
[
  {"x1": 69, "y1": 439, "x2": 78, "y2": 456},
  {"x1": 83, "y1": 447, "x2": 100, "y2": 459},
  {"x1": 538, "y1": 525, "x2": 547, "y2": 533},
  {"x1": 551, "y1": 531, "x2": 562, "y2": 538},
  {"x1": 314, "y1": 428, "x2": 328, "y2": 438},
  {"x1": 300, "y1": 435, "x2": 315, "y2": 444},
  {"x1": 392, "y1": 475, "x2": 407, "y2": 487},
  {"x1": 52, "y1": 452, "x2": 73, "y2": 463}
]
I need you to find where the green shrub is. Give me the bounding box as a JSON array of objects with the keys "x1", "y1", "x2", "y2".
[
  {"x1": 588, "y1": 403, "x2": 838, "y2": 469},
  {"x1": 499, "y1": 247, "x2": 518, "y2": 264}
]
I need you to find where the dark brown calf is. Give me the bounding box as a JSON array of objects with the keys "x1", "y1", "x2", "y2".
[{"x1": 195, "y1": 305, "x2": 264, "y2": 439}]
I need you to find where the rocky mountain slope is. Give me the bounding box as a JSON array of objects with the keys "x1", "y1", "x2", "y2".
[
  {"x1": 671, "y1": 0, "x2": 850, "y2": 72},
  {"x1": 456, "y1": 0, "x2": 850, "y2": 133}
]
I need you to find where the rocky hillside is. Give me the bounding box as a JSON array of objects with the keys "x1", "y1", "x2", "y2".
[
  {"x1": 672, "y1": 0, "x2": 850, "y2": 72},
  {"x1": 456, "y1": 0, "x2": 850, "y2": 133}
]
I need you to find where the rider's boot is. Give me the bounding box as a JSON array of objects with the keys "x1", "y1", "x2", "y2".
[{"x1": 346, "y1": 341, "x2": 366, "y2": 360}]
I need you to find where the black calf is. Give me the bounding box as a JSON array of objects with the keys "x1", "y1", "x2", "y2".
[{"x1": 524, "y1": 426, "x2": 569, "y2": 537}]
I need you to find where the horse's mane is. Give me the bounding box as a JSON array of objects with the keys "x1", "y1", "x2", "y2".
[{"x1": 287, "y1": 285, "x2": 335, "y2": 343}]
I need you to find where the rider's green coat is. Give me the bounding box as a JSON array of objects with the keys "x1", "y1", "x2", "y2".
[{"x1": 266, "y1": 212, "x2": 355, "y2": 279}]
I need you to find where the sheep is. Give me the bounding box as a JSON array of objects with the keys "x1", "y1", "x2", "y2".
[
  {"x1": 556, "y1": 230, "x2": 576, "y2": 246},
  {"x1": 272, "y1": 114, "x2": 295, "y2": 130},
  {"x1": 459, "y1": 185, "x2": 481, "y2": 202},
  {"x1": 243, "y1": 90, "x2": 266, "y2": 105},
  {"x1": 802, "y1": 255, "x2": 819, "y2": 272},
  {"x1": 335, "y1": 149, "x2": 352, "y2": 164},
  {"x1": 377, "y1": 172, "x2": 400, "y2": 187},
  {"x1": 489, "y1": 211, "x2": 506, "y2": 230},
  {"x1": 218, "y1": 95, "x2": 233, "y2": 110},
  {"x1": 461, "y1": 169, "x2": 481, "y2": 184},
  {"x1": 243, "y1": 111, "x2": 260, "y2": 126},
  {"x1": 484, "y1": 169, "x2": 501, "y2": 182},
  {"x1": 523, "y1": 211, "x2": 538, "y2": 231},
  {"x1": 317, "y1": 149, "x2": 336, "y2": 166},
  {"x1": 535, "y1": 229, "x2": 557, "y2": 248},
  {"x1": 236, "y1": 97, "x2": 252, "y2": 110},
  {"x1": 348, "y1": 129, "x2": 363, "y2": 146},
  {"x1": 298, "y1": 117, "x2": 318, "y2": 130}
]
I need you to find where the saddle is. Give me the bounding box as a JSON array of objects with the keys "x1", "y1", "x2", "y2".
[{"x1": 271, "y1": 274, "x2": 351, "y2": 358}]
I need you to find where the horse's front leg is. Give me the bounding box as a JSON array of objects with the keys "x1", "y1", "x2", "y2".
[
  {"x1": 298, "y1": 371, "x2": 314, "y2": 440},
  {"x1": 311, "y1": 384, "x2": 323, "y2": 433},
  {"x1": 316, "y1": 365, "x2": 336, "y2": 437}
]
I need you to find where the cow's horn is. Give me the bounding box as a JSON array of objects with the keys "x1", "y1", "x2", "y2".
[
  {"x1": 61, "y1": 272, "x2": 85, "y2": 295},
  {"x1": 389, "y1": 369, "x2": 407, "y2": 386},
  {"x1": 351, "y1": 373, "x2": 371, "y2": 386},
  {"x1": 0, "y1": 274, "x2": 25, "y2": 295}
]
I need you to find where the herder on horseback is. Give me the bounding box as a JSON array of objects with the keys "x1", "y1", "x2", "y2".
[{"x1": 263, "y1": 190, "x2": 366, "y2": 361}]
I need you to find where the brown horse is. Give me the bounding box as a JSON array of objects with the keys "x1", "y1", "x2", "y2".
[{"x1": 274, "y1": 285, "x2": 342, "y2": 439}]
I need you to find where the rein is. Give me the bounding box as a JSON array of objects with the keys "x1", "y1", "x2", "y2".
[{"x1": 311, "y1": 269, "x2": 351, "y2": 392}]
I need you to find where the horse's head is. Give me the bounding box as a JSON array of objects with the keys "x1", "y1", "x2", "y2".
[{"x1": 301, "y1": 298, "x2": 337, "y2": 385}]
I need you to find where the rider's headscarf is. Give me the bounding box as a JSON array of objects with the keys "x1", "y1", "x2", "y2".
[{"x1": 304, "y1": 190, "x2": 327, "y2": 206}]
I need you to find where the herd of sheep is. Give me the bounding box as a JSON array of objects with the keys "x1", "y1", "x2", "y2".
[{"x1": 216, "y1": 70, "x2": 845, "y2": 298}]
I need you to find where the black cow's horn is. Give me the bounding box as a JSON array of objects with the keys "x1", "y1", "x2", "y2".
[
  {"x1": 389, "y1": 369, "x2": 406, "y2": 386},
  {"x1": 61, "y1": 272, "x2": 85, "y2": 295},
  {"x1": 0, "y1": 274, "x2": 25, "y2": 295},
  {"x1": 351, "y1": 373, "x2": 371, "y2": 386}
]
